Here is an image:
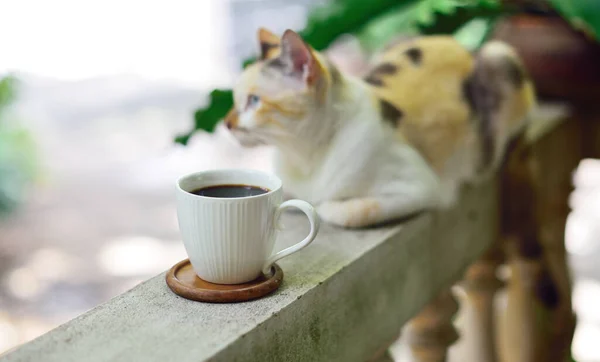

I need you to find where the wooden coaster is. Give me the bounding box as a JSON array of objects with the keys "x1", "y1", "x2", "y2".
[{"x1": 166, "y1": 259, "x2": 283, "y2": 303}]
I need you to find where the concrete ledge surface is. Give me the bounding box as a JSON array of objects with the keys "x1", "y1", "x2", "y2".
[{"x1": 1, "y1": 181, "x2": 497, "y2": 362}]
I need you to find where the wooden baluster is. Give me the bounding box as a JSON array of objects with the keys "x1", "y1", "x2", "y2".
[
  {"x1": 529, "y1": 116, "x2": 579, "y2": 361},
  {"x1": 499, "y1": 237, "x2": 547, "y2": 362},
  {"x1": 460, "y1": 247, "x2": 504, "y2": 362},
  {"x1": 499, "y1": 132, "x2": 545, "y2": 362},
  {"x1": 406, "y1": 288, "x2": 459, "y2": 362},
  {"x1": 579, "y1": 106, "x2": 600, "y2": 157},
  {"x1": 499, "y1": 117, "x2": 579, "y2": 362}
]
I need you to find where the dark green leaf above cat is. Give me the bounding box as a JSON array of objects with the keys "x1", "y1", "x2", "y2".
[
  {"x1": 175, "y1": 89, "x2": 233, "y2": 145},
  {"x1": 549, "y1": 0, "x2": 600, "y2": 39},
  {"x1": 300, "y1": 0, "x2": 409, "y2": 50}
]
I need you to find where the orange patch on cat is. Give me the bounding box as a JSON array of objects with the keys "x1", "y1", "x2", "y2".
[
  {"x1": 258, "y1": 28, "x2": 281, "y2": 46},
  {"x1": 260, "y1": 99, "x2": 305, "y2": 118},
  {"x1": 345, "y1": 198, "x2": 381, "y2": 227},
  {"x1": 258, "y1": 28, "x2": 281, "y2": 60},
  {"x1": 249, "y1": 105, "x2": 282, "y2": 127},
  {"x1": 265, "y1": 115, "x2": 284, "y2": 128},
  {"x1": 224, "y1": 108, "x2": 239, "y2": 129},
  {"x1": 312, "y1": 55, "x2": 330, "y2": 104}
]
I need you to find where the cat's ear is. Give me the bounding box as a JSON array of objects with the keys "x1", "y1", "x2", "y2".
[
  {"x1": 258, "y1": 28, "x2": 280, "y2": 60},
  {"x1": 280, "y1": 29, "x2": 321, "y2": 85}
]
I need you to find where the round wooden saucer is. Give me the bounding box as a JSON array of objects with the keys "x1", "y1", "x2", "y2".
[{"x1": 166, "y1": 259, "x2": 283, "y2": 303}]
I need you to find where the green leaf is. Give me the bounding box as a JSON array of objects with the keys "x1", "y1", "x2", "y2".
[
  {"x1": 0, "y1": 76, "x2": 38, "y2": 215},
  {"x1": 242, "y1": 58, "x2": 256, "y2": 69},
  {"x1": 453, "y1": 17, "x2": 495, "y2": 50},
  {"x1": 435, "y1": 0, "x2": 461, "y2": 14},
  {"x1": 357, "y1": 2, "x2": 422, "y2": 51},
  {"x1": 548, "y1": 0, "x2": 600, "y2": 39},
  {"x1": 419, "y1": 0, "x2": 503, "y2": 35},
  {"x1": 414, "y1": 0, "x2": 499, "y2": 28},
  {"x1": 357, "y1": 0, "x2": 501, "y2": 52},
  {"x1": 174, "y1": 89, "x2": 233, "y2": 145},
  {"x1": 0, "y1": 76, "x2": 16, "y2": 116},
  {"x1": 300, "y1": 0, "x2": 418, "y2": 51}
]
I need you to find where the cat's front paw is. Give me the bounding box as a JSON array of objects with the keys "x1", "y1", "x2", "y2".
[
  {"x1": 316, "y1": 201, "x2": 349, "y2": 227},
  {"x1": 317, "y1": 199, "x2": 381, "y2": 228}
]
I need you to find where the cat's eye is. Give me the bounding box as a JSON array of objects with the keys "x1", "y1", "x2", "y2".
[{"x1": 246, "y1": 94, "x2": 260, "y2": 108}]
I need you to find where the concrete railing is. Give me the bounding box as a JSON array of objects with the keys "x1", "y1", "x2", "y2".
[
  {"x1": 2, "y1": 104, "x2": 579, "y2": 362},
  {"x1": 0, "y1": 179, "x2": 497, "y2": 362}
]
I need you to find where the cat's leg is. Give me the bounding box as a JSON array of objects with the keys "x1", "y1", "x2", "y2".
[
  {"x1": 317, "y1": 144, "x2": 442, "y2": 228},
  {"x1": 317, "y1": 197, "x2": 422, "y2": 228},
  {"x1": 317, "y1": 182, "x2": 439, "y2": 228}
]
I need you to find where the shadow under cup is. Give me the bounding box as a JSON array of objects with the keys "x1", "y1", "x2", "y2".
[{"x1": 176, "y1": 169, "x2": 283, "y2": 284}]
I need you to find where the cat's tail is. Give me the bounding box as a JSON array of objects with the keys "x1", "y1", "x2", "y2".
[
  {"x1": 478, "y1": 41, "x2": 537, "y2": 122},
  {"x1": 465, "y1": 40, "x2": 536, "y2": 170}
]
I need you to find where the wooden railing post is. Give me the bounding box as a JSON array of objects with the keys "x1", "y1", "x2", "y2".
[
  {"x1": 461, "y1": 246, "x2": 504, "y2": 362},
  {"x1": 406, "y1": 288, "x2": 459, "y2": 362},
  {"x1": 499, "y1": 116, "x2": 580, "y2": 362}
]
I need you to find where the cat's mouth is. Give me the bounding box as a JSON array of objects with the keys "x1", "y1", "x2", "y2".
[{"x1": 230, "y1": 127, "x2": 265, "y2": 147}]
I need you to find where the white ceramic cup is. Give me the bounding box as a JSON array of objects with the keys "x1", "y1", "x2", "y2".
[{"x1": 176, "y1": 169, "x2": 320, "y2": 284}]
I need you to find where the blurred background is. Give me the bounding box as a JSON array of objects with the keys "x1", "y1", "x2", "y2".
[{"x1": 1, "y1": 0, "x2": 600, "y2": 361}]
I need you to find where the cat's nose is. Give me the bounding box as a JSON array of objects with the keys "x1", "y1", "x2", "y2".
[{"x1": 224, "y1": 108, "x2": 238, "y2": 130}]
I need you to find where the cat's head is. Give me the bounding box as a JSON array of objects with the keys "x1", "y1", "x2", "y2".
[{"x1": 225, "y1": 29, "x2": 331, "y2": 147}]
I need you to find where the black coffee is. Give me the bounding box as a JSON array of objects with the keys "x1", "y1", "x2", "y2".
[{"x1": 190, "y1": 184, "x2": 269, "y2": 198}]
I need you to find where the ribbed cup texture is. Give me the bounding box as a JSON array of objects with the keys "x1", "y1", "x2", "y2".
[{"x1": 177, "y1": 190, "x2": 281, "y2": 284}]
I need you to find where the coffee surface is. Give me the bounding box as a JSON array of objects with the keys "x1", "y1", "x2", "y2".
[{"x1": 190, "y1": 184, "x2": 269, "y2": 198}]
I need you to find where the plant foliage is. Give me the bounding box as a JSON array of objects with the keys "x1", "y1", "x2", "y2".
[
  {"x1": 0, "y1": 76, "x2": 37, "y2": 215},
  {"x1": 549, "y1": 0, "x2": 600, "y2": 39}
]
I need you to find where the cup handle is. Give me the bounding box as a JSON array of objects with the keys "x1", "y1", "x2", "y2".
[{"x1": 262, "y1": 199, "x2": 320, "y2": 275}]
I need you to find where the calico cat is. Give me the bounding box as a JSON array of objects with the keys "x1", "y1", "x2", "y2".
[{"x1": 225, "y1": 28, "x2": 535, "y2": 228}]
